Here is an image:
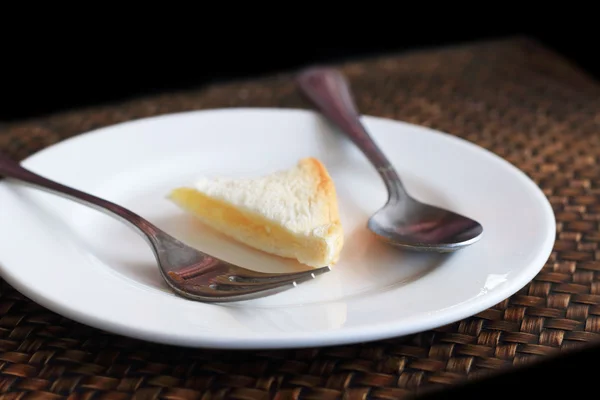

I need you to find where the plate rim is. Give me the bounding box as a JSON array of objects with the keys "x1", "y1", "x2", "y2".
[{"x1": 0, "y1": 107, "x2": 557, "y2": 349}]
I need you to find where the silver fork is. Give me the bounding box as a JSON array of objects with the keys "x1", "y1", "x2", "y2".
[{"x1": 0, "y1": 151, "x2": 330, "y2": 302}]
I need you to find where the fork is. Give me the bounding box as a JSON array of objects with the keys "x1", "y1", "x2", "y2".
[{"x1": 0, "y1": 151, "x2": 330, "y2": 302}]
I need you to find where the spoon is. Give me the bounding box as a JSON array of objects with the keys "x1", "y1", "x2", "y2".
[{"x1": 296, "y1": 67, "x2": 484, "y2": 252}]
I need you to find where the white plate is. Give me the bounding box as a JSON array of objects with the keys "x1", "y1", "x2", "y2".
[{"x1": 0, "y1": 108, "x2": 555, "y2": 349}]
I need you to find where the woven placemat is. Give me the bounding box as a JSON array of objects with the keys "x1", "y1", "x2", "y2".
[{"x1": 1, "y1": 36, "x2": 599, "y2": 399}]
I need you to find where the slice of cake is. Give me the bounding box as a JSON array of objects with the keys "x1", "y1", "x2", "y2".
[{"x1": 168, "y1": 157, "x2": 344, "y2": 268}]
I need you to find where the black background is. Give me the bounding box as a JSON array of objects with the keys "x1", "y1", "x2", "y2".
[
  {"x1": 2, "y1": 21, "x2": 598, "y2": 121},
  {"x1": 2, "y1": 16, "x2": 599, "y2": 399}
]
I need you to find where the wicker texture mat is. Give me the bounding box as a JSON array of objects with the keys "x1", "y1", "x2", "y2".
[{"x1": 1, "y1": 37, "x2": 599, "y2": 399}]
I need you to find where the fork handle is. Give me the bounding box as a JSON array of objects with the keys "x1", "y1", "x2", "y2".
[
  {"x1": 296, "y1": 67, "x2": 408, "y2": 201},
  {"x1": 0, "y1": 151, "x2": 160, "y2": 239}
]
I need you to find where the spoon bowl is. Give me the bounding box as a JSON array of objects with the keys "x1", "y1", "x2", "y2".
[
  {"x1": 368, "y1": 196, "x2": 484, "y2": 252},
  {"x1": 296, "y1": 67, "x2": 484, "y2": 252}
]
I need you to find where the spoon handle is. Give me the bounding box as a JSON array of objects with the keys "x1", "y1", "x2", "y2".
[
  {"x1": 296, "y1": 67, "x2": 407, "y2": 201},
  {"x1": 0, "y1": 151, "x2": 159, "y2": 239}
]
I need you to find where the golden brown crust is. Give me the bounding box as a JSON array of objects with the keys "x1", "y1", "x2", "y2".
[
  {"x1": 298, "y1": 157, "x2": 344, "y2": 265},
  {"x1": 299, "y1": 157, "x2": 342, "y2": 227}
]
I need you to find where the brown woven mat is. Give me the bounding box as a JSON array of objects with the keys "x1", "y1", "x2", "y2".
[{"x1": 1, "y1": 36, "x2": 600, "y2": 399}]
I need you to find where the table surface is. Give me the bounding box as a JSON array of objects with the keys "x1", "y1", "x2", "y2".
[{"x1": 1, "y1": 36, "x2": 600, "y2": 399}]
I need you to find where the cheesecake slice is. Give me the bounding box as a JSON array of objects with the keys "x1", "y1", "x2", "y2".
[{"x1": 168, "y1": 157, "x2": 344, "y2": 268}]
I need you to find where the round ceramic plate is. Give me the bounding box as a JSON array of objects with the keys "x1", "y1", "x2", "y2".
[{"x1": 0, "y1": 108, "x2": 555, "y2": 349}]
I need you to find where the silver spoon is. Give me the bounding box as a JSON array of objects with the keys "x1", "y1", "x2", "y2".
[{"x1": 296, "y1": 67, "x2": 483, "y2": 252}]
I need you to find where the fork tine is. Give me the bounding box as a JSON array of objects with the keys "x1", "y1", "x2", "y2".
[
  {"x1": 213, "y1": 267, "x2": 326, "y2": 290},
  {"x1": 226, "y1": 265, "x2": 331, "y2": 284},
  {"x1": 212, "y1": 267, "x2": 329, "y2": 287},
  {"x1": 216, "y1": 272, "x2": 320, "y2": 296},
  {"x1": 178, "y1": 271, "x2": 320, "y2": 303}
]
